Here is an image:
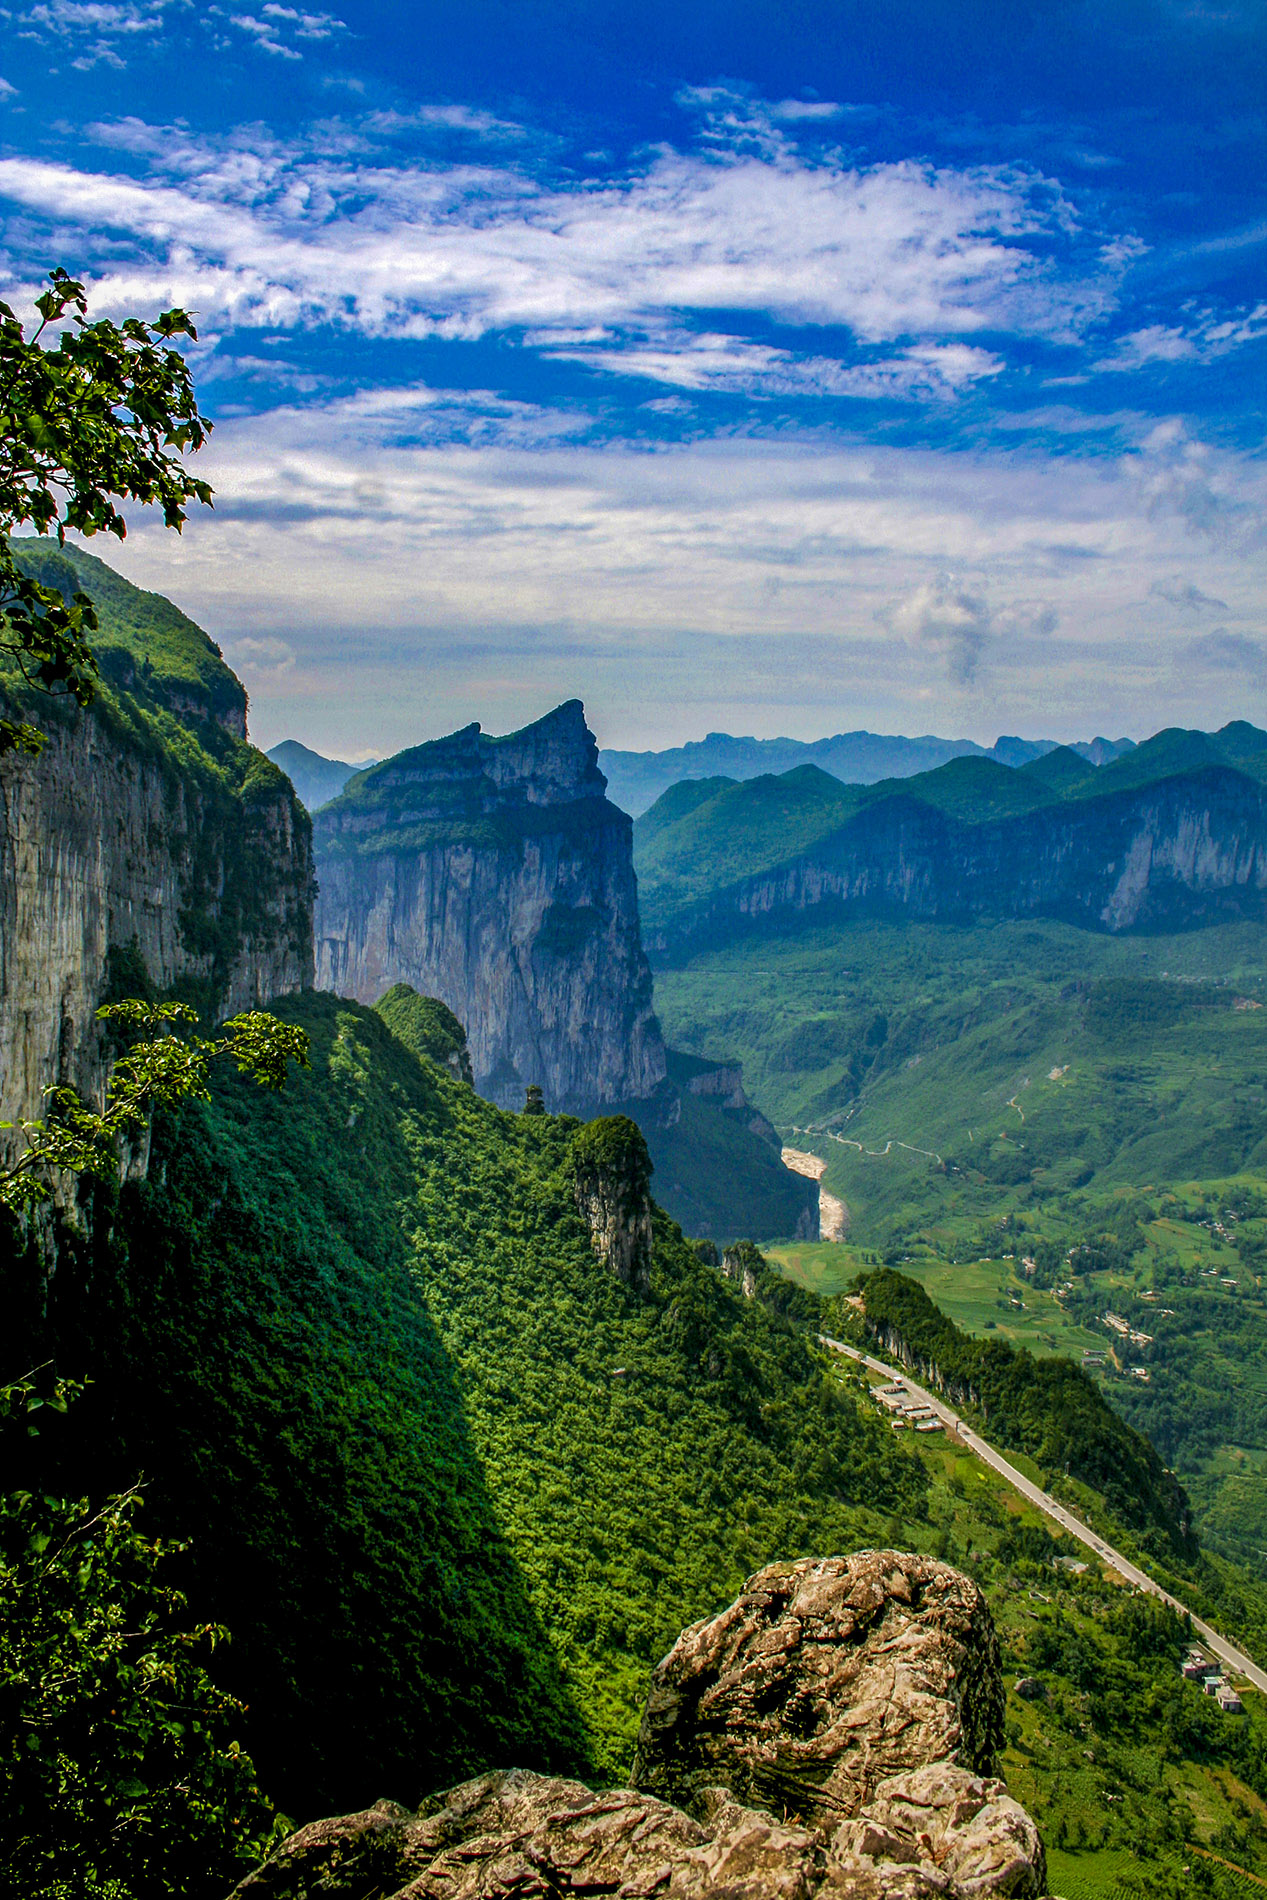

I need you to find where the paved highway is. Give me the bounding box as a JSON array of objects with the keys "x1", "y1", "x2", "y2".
[{"x1": 821, "y1": 1333, "x2": 1267, "y2": 1696}]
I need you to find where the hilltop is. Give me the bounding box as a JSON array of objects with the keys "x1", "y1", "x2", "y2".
[
  {"x1": 266, "y1": 738, "x2": 376, "y2": 811},
  {"x1": 602, "y1": 727, "x2": 1135, "y2": 816},
  {"x1": 636, "y1": 724, "x2": 1267, "y2": 957}
]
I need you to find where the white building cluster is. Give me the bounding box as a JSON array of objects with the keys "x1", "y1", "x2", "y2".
[
  {"x1": 872, "y1": 1382, "x2": 944, "y2": 1433},
  {"x1": 1182, "y1": 1647, "x2": 1244, "y2": 1713}
]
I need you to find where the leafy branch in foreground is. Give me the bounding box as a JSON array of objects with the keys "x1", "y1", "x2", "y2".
[
  {"x1": 0, "y1": 1002, "x2": 309, "y2": 1216},
  {"x1": 0, "y1": 1367, "x2": 283, "y2": 1900},
  {"x1": 0, "y1": 267, "x2": 212, "y2": 755}
]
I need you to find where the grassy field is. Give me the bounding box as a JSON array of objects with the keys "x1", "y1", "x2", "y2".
[
  {"x1": 654, "y1": 915, "x2": 1267, "y2": 1233},
  {"x1": 772, "y1": 1241, "x2": 1105, "y2": 1357},
  {"x1": 655, "y1": 912, "x2": 1267, "y2": 1569},
  {"x1": 1044, "y1": 1847, "x2": 1149, "y2": 1898}
]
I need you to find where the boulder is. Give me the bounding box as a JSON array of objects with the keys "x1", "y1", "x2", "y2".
[
  {"x1": 631, "y1": 1552, "x2": 1006, "y2": 1823},
  {"x1": 228, "y1": 1555, "x2": 1046, "y2": 1900}
]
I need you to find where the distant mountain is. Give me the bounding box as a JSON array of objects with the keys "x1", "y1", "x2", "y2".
[
  {"x1": 308, "y1": 702, "x2": 814, "y2": 1237},
  {"x1": 266, "y1": 739, "x2": 376, "y2": 810},
  {"x1": 634, "y1": 722, "x2": 1267, "y2": 958},
  {"x1": 601, "y1": 728, "x2": 1136, "y2": 817}
]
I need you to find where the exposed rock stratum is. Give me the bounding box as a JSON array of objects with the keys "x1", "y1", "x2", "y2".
[
  {"x1": 229, "y1": 1552, "x2": 1047, "y2": 1900},
  {"x1": 312, "y1": 702, "x2": 667, "y2": 1117}
]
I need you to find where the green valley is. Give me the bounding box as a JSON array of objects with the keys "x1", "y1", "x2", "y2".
[{"x1": 647, "y1": 853, "x2": 1267, "y2": 1583}]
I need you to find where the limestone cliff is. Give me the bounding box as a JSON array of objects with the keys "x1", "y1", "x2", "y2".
[
  {"x1": 312, "y1": 702, "x2": 667, "y2": 1116},
  {"x1": 0, "y1": 541, "x2": 314, "y2": 1143}
]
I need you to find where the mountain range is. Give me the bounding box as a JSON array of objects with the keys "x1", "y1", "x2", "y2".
[
  {"x1": 11, "y1": 542, "x2": 1267, "y2": 1898},
  {"x1": 267, "y1": 728, "x2": 1138, "y2": 818},
  {"x1": 600, "y1": 729, "x2": 1137, "y2": 817},
  {"x1": 635, "y1": 723, "x2": 1267, "y2": 960}
]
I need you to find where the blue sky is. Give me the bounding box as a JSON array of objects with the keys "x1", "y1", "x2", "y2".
[{"x1": 1, "y1": 0, "x2": 1264, "y2": 755}]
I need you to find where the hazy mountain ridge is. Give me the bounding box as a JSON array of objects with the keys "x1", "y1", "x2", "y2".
[
  {"x1": 636, "y1": 724, "x2": 1267, "y2": 958},
  {"x1": 266, "y1": 738, "x2": 376, "y2": 812},
  {"x1": 269, "y1": 728, "x2": 1138, "y2": 819},
  {"x1": 602, "y1": 727, "x2": 1137, "y2": 817}
]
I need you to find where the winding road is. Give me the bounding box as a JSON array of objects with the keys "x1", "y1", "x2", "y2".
[{"x1": 821, "y1": 1333, "x2": 1267, "y2": 1696}]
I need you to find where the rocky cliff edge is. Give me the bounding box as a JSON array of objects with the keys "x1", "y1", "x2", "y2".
[
  {"x1": 229, "y1": 1551, "x2": 1048, "y2": 1900},
  {"x1": 0, "y1": 542, "x2": 314, "y2": 1148}
]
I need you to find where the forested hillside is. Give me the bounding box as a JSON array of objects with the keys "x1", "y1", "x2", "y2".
[
  {"x1": 17, "y1": 996, "x2": 1267, "y2": 1898},
  {"x1": 653, "y1": 902, "x2": 1267, "y2": 1568},
  {"x1": 636, "y1": 723, "x2": 1267, "y2": 956},
  {"x1": 12, "y1": 989, "x2": 922, "y2": 1820}
]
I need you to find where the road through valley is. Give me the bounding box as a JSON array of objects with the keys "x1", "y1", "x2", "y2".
[{"x1": 821, "y1": 1334, "x2": 1267, "y2": 1697}]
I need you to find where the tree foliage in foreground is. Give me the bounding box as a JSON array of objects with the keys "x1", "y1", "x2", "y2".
[
  {"x1": 0, "y1": 1000, "x2": 309, "y2": 1217},
  {"x1": 0, "y1": 1370, "x2": 280, "y2": 1900},
  {"x1": 0, "y1": 269, "x2": 211, "y2": 756}
]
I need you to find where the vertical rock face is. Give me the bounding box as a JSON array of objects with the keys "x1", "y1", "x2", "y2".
[
  {"x1": 572, "y1": 1115, "x2": 654, "y2": 1294},
  {"x1": 312, "y1": 702, "x2": 667, "y2": 1116},
  {"x1": 0, "y1": 551, "x2": 315, "y2": 1146}
]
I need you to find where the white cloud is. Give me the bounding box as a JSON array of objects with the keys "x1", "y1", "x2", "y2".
[
  {"x1": 551, "y1": 330, "x2": 1003, "y2": 400},
  {"x1": 229, "y1": 633, "x2": 296, "y2": 678},
  {"x1": 10, "y1": 0, "x2": 345, "y2": 64},
  {"x1": 1096, "y1": 324, "x2": 1198, "y2": 370},
  {"x1": 82, "y1": 397, "x2": 1267, "y2": 750},
  {"x1": 1092, "y1": 302, "x2": 1267, "y2": 372},
  {"x1": 1132, "y1": 420, "x2": 1265, "y2": 546},
  {"x1": 0, "y1": 130, "x2": 1114, "y2": 364},
  {"x1": 884, "y1": 575, "x2": 994, "y2": 684}
]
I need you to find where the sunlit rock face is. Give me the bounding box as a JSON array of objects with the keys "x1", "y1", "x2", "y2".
[
  {"x1": 230, "y1": 1552, "x2": 1048, "y2": 1900},
  {"x1": 0, "y1": 702, "x2": 313, "y2": 1157},
  {"x1": 312, "y1": 701, "x2": 668, "y2": 1117}
]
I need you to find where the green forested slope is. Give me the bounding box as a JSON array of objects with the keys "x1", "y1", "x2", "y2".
[
  {"x1": 655, "y1": 915, "x2": 1267, "y2": 1223},
  {"x1": 15, "y1": 990, "x2": 1267, "y2": 1897},
  {"x1": 655, "y1": 910, "x2": 1267, "y2": 1573},
  {"x1": 633, "y1": 721, "x2": 1267, "y2": 948},
  {"x1": 14, "y1": 537, "x2": 250, "y2": 732},
  {"x1": 18, "y1": 990, "x2": 921, "y2": 1818}
]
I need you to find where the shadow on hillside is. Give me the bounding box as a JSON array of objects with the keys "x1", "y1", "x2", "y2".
[{"x1": 10, "y1": 992, "x2": 589, "y2": 1821}]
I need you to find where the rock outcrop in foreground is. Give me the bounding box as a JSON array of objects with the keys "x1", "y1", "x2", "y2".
[{"x1": 230, "y1": 1553, "x2": 1047, "y2": 1900}]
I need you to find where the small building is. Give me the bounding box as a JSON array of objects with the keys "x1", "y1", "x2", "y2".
[
  {"x1": 1203, "y1": 1675, "x2": 1225, "y2": 1697},
  {"x1": 1182, "y1": 1659, "x2": 1207, "y2": 1681},
  {"x1": 915, "y1": 1418, "x2": 944, "y2": 1433},
  {"x1": 1218, "y1": 1687, "x2": 1245, "y2": 1714}
]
